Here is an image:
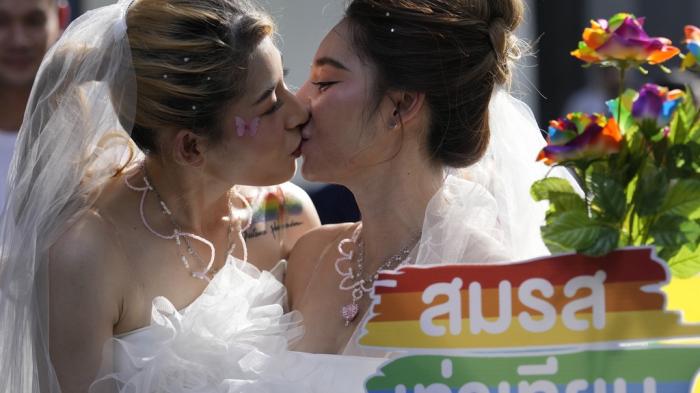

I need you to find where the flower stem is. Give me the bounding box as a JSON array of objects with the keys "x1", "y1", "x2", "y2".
[
  {"x1": 617, "y1": 67, "x2": 627, "y2": 126},
  {"x1": 628, "y1": 210, "x2": 636, "y2": 246}
]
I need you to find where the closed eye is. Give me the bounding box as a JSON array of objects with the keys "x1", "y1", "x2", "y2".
[
  {"x1": 262, "y1": 100, "x2": 284, "y2": 116},
  {"x1": 311, "y1": 81, "x2": 338, "y2": 92}
]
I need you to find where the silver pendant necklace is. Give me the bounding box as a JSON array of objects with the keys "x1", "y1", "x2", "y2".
[{"x1": 335, "y1": 224, "x2": 420, "y2": 326}]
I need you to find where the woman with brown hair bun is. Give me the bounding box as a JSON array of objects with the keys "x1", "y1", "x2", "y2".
[
  {"x1": 287, "y1": 0, "x2": 566, "y2": 356},
  {"x1": 0, "y1": 0, "x2": 321, "y2": 391}
]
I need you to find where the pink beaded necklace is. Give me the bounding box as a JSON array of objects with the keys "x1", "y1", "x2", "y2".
[{"x1": 125, "y1": 169, "x2": 252, "y2": 282}]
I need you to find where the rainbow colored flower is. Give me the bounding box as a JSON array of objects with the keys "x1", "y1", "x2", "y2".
[
  {"x1": 681, "y1": 25, "x2": 700, "y2": 70},
  {"x1": 537, "y1": 113, "x2": 622, "y2": 166},
  {"x1": 632, "y1": 84, "x2": 685, "y2": 127},
  {"x1": 571, "y1": 13, "x2": 679, "y2": 67}
]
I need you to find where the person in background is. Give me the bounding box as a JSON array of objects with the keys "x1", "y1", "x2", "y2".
[{"x1": 0, "y1": 0, "x2": 69, "y2": 207}]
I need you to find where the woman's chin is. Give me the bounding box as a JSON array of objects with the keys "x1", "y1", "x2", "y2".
[
  {"x1": 238, "y1": 165, "x2": 296, "y2": 187},
  {"x1": 300, "y1": 160, "x2": 320, "y2": 183}
]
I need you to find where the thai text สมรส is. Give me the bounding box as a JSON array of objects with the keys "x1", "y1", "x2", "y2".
[{"x1": 360, "y1": 248, "x2": 700, "y2": 350}]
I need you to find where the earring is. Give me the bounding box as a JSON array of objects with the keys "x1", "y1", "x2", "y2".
[{"x1": 389, "y1": 107, "x2": 399, "y2": 129}]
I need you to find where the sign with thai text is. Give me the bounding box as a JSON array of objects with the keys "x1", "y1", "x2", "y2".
[
  {"x1": 360, "y1": 248, "x2": 700, "y2": 350},
  {"x1": 359, "y1": 248, "x2": 700, "y2": 393}
]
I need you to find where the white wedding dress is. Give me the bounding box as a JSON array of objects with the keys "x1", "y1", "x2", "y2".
[
  {"x1": 90, "y1": 257, "x2": 384, "y2": 393},
  {"x1": 84, "y1": 88, "x2": 559, "y2": 388},
  {"x1": 0, "y1": 1, "x2": 567, "y2": 390}
]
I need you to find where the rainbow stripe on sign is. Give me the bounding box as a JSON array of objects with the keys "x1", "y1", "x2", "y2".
[
  {"x1": 365, "y1": 347, "x2": 700, "y2": 393},
  {"x1": 360, "y1": 248, "x2": 700, "y2": 350}
]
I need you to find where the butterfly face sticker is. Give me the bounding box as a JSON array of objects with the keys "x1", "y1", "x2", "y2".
[{"x1": 235, "y1": 116, "x2": 261, "y2": 137}]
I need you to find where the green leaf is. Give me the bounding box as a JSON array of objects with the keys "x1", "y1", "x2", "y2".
[
  {"x1": 649, "y1": 215, "x2": 688, "y2": 248},
  {"x1": 659, "y1": 179, "x2": 700, "y2": 219},
  {"x1": 618, "y1": 127, "x2": 645, "y2": 182},
  {"x1": 690, "y1": 142, "x2": 700, "y2": 173},
  {"x1": 634, "y1": 165, "x2": 668, "y2": 217},
  {"x1": 531, "y1": 177, "x2": 579, "y2": 201},
  {"x1": 607, "y1": 89, "x2": 637, "y2": 134},
  {"x1": 625, "y1": 173, "x2": 638, "y2": 205},
  {"x1": 541, "y1": 211, "x2": 618, "y2": 257},
  {"x1": 547, "y1": 192, "x2": 587, "y2": 213},
  {"x1": 672, "y1": 86, "x2": 699, "y2": 145},
  {"x1": 532, "y1": 177, "x2": 587, "y2": 221},
  {"x1": 588, "y1": 172, "x2": 626, "y2": 222},
  {"x1": 668, "y1": 245, "x2": 700, "y2": 279},
  {"x1": 670, "y1": 103, "x2": 690, "y2": 145},
  {"x1": 681, "y1": 219, "x2": 700, "y2": 245},
  {"x1": 531, "y1": 177, "x2": 576, "y2": 200},
  {"x1": 583, "y1": 226, "x2": 620, "y2": 257},
  {"x1": 665, "y1": 145, "x2": 695, "y2": 179}
]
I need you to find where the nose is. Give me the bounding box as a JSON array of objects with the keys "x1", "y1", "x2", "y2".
[
  {"x1": 9, "y1": 23, "x2": 31, "y2": 48},
  {"x1": 296, "y1": 80, "x2": 313, "y2": 104},
  {"x1": 284, "y1": 87, "x2": 310, "y2": 131}
]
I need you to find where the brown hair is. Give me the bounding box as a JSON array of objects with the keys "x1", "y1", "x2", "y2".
[
  {"x1": 125, "y1": 0, "x2": 273, "y2": 154},
  {"x1": 345, "y1": 0, "x2": 524, "y2": 168}
]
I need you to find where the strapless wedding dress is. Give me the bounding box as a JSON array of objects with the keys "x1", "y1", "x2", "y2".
[{"x1": 89, "y1": 258, "x2": 383, "y2": 393}]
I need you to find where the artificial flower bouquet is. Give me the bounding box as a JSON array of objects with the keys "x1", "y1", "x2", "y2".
[{"x1": 532, "y1": 13, "x2": 700, "y2": 280}]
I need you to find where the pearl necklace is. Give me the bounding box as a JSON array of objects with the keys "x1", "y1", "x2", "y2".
[
  {"x1": 335, "y1": 225, "x2": 420, "y2": 326},
  {"x1": 125, "y1": 169, "x2": 252, "y2": 282}
]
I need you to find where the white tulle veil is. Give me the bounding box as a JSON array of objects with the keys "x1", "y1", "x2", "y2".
[
  {"x1": 343, "y1": 89, "x2": 573, "y2": 357},
  {"x1": 0, "y1": 0, "x2": 136, "y2": 391},
  {"x1": 415, "y1": 88, "x2": 559, "y2": 266}
]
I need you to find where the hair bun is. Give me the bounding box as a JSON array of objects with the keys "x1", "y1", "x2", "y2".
[
  {"x1": 488, "y1": 17, "x2": 507, "y2": 60},
  {"x1": 346, "y1": 0, "x2": 525, "y2": 168}
]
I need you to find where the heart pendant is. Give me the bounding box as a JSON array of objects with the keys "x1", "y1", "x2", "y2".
[{"x1": 342, "y1": 303, "x2": 359, "y2": 326}]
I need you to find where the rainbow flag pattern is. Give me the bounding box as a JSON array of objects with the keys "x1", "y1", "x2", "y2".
[
  {"x1": 249, "y1": 187, "x2": 303, "y2": 224},
  {"x1": 365, "y1": 347, "x2": 700, "y2": 393},
  {"x1": 360, "y1": 248, "x2": 700, "y2": 350}
]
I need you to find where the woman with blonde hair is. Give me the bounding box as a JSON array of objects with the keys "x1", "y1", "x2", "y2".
[{"x1": 0, "y1": 0, "x2": 321, "y2": 391}]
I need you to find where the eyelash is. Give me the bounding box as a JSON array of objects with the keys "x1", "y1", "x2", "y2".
[
  {"x1": 311, "y1": 81, "x2": 338, "y2": 92},
  {"x1": 262, "y1": 99, "x2": 284, "y2": 116}
]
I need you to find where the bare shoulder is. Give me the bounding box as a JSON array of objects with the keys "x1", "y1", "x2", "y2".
[
  {"x1": 278, "y1": 182, "x2": 320, "y2": 229},
  {"x1": 274, "y1": 182, "x2": 322, "y2": 256},
  {"x1": 285, "y1": 222, "x2": 356, "y2": 304},
  {"x1": 49, "y1": 208, "x2": 127, "y2": 306},
  {"x1": 48, "y1": 209, "x2": 127, "y2": 391},
  {"x1": 289, "y1": 222, "x2": 356, "y2": 260},
  {"x1": 278, "y1": 181, "x2": 313, "y2": 204}
]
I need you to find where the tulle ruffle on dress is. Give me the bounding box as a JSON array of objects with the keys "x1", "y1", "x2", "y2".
[
  {"x1": 89, "y1": 258, "x2": 384, "y2": 393},
  {"x1": 89, "y1": 258, "x2": 307, "y2": 393}
]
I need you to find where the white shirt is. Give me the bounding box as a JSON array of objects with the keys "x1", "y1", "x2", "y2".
[{"x1": 0, "y1": 130, "x2": 18, "y2": 210}]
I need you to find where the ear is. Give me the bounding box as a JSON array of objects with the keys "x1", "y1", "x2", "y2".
[
  {"x1": 171, "y1": 130, "x2": 207, "y2": 167},
  {"x1": 385, "y1": 90, "x2": 426, "y2": 130},
  {"x1": 57, "y1": 1, "x2": 71, "y2": 30}
]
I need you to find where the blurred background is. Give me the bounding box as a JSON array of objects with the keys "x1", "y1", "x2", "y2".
[
  {"x1": 10, "y1": 0, "x2": 700, "y2": 222},
  {"x1": 75, "y1": 0, "x2": 700, "y2": 125}
]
